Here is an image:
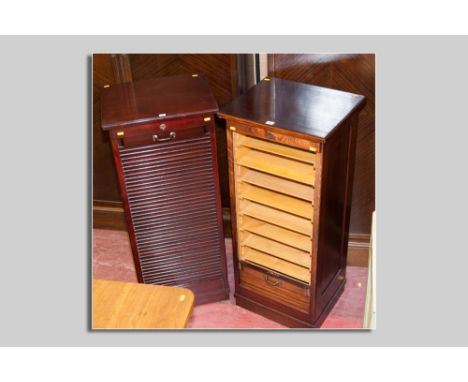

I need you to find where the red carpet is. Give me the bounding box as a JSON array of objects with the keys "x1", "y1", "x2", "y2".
[{"x1": 93, "y1": 228, "x2": 367, "y2": 329}]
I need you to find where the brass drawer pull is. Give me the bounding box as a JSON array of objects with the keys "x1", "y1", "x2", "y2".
[
  {"x1": 153, "y1": 131, "x2": 176, "y2": 142},
  {"x1": 264, "y1": 273, "x2": 282, "y2": 287}
]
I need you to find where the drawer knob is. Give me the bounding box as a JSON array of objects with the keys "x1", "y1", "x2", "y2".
[
  {"x1": 266, "y1": 131, "x2": 275, "y2": 139},
  {"x1": 153, "y1": 131, "x2": 176, "y2": 142},
  {"x1": 264, "y1": 273, "x2": 282, "y2": 287}
]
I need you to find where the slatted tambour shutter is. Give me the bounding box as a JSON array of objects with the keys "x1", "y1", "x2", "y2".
[{"x1": 119, "y1": 134, "x2": 224, "y2": 287}]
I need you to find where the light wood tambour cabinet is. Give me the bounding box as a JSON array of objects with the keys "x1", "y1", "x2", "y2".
[
  {"x1": 218, "y1": 77, "x2": 366, "y2": 327},
  {"x1": 100, "y1": 74, "x2": 229, "y2": 305}
]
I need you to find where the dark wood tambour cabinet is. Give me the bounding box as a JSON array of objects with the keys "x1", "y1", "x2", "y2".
[
  {"x1": 219, "y1": 77, "x2": 366, "y2": 327},
  {"x1": 100, "y1": 74, "x2": 229, "y2": 305}
]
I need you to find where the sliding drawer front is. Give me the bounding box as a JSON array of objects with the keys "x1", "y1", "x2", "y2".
[
  {"x1": 241, "y1": 216, "x2": 312, "y2": 252},
  {"x1": 237, "y1": 147, "x2": 315, "y2": 186},
  {"x1": 239, "y1": 167, "x2": 314, "y2": 202},
  {"x1": 112, "y1": 116, "x2": 211, "y2": 148},
  {"x1": 239, "y1": 262, "x2": 310, "y2": 312},
  {"x1": 241, "y1": 232, "x2": 311, "y2": 269},
  {"x1": 238, "y1": 182, "x2": 313, "y2": 218},
  {"x1": 240, "y1": 246, "x2": 310, "y2": 283},
  {"x1": 119, "y1": 133, "x2": 225, "y2": 287},
  {"x1": 239, "y1": 199, "x2": 312, "y2": 236}
]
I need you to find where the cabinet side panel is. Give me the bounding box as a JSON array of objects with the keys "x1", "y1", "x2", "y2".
[
  {"x1": 109, "y1": 134, "x2": 144, "y2": 283},
  {"x1": 315, "y1": 122, "x2": 352, "y2": 318},
  {"x1": 226, "y1": 128, "x2": 241, "y2": 291},
  {"x1": 208, "y1": 123, "x2": 231, "y2": 295}
]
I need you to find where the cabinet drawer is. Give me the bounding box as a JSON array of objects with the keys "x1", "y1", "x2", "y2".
[
  {"x1": 111, "y1": 116, "x2": 212, "y2": 148},
  {"x1": 229, "y1": 120, "x2": 320, "y2": 152},
  {"x1": 239, "y1": 262, "x2": 310, "y2": 312}
]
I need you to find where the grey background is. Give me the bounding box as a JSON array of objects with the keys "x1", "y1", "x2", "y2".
[{"x1": 0, "y1": 36, "x2": 467, "y2": 346}]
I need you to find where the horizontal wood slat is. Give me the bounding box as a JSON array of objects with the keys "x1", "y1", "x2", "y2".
[
  {"x1": 240, "y1": 168, "x2": 314, "y2": 202},
  {"x1": 238, "y1": 134, "x2": 316, "y2": 164},
  {"x1": 240, "y1": 247, "x2": 310, "y2": 284},
  {"x1": 236, "y1": 148, "x2": 315, "y2": 186},
  {"x1": 241, "y1": 233, "x2": 311, "y2": 268},
  {"x1": 239, "y1": 199, "x2": 312, "y2": 236},
  {"x1": 241, "y1": 216, "x2": 311, "y2": 252},
  {"x1": 238, "y1": 183, "x2": 313, "y2": 219}
]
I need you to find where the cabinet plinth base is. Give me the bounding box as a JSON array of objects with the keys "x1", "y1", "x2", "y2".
[
  {"x1": 235, "y1": 280, "x2": 346, "y2": 328},
  {"x1": 193, "y1": 288, "x2": 230, "y2": 306},
  {"x1": 236, "y1": 294, "x2": 313, "y2": 328}
]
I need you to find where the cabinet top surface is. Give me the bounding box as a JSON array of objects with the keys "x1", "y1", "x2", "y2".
[
  {"x1": 100, "y1": 74, "x2": 218, "y2": 130},
  {"x1": 218, "y1": 77, "x2": 365, "y2": 139}
]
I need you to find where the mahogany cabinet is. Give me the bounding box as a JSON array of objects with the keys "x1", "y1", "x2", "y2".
[
  {"x1": 218, "y1": 77, "x2": 366, "y2": 327},
  {"x1": 100, "y1": 74, "x2": 229, "y2": 305}
]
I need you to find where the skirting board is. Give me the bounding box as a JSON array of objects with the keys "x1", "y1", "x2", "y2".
[
  {"x1": 92, "y1": 202, "x2": 370, "y2": 266},
  {"x1": 93, "y1": 200, "x2": 127, "y2": 231}
]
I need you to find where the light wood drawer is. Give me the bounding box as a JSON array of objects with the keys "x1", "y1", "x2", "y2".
[{"x1": 239, "y1": 262, "x2": 310, "y2": 312}]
